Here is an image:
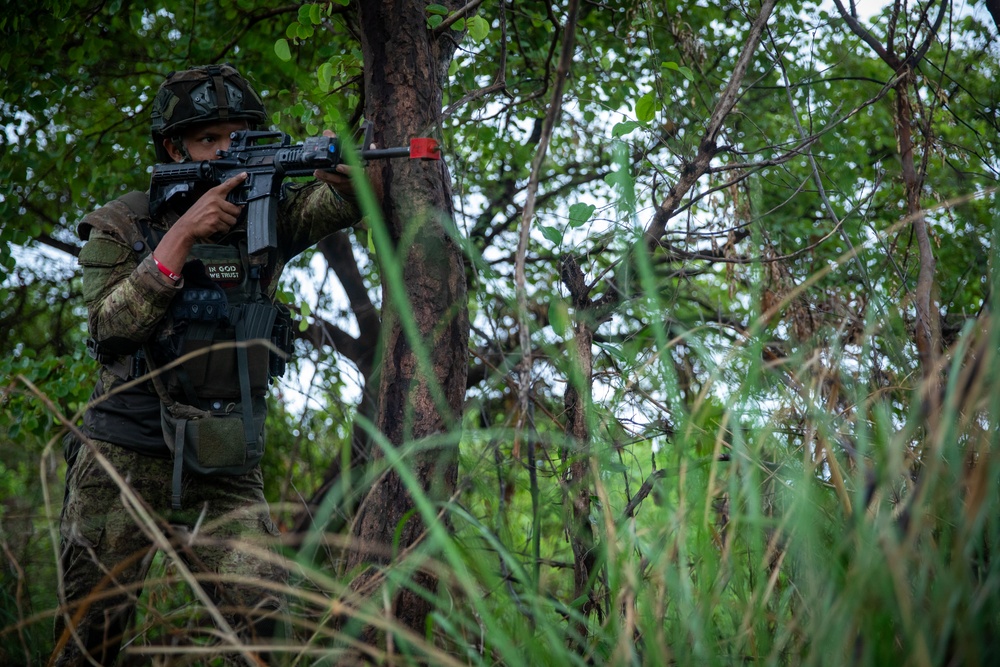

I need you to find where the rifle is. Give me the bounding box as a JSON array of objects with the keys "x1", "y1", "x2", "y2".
[{"x1": 148, "y1": 122, "x2": 441, "y2": 256}]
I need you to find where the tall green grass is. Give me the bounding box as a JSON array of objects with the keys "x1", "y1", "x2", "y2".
[{"x1": 5, "y1": 182, "x2": 999, "y2": 667}]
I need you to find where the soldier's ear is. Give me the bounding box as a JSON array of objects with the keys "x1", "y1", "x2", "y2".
[{"x1": 163, "y1": 138, "x2": 186, "y2": 163}]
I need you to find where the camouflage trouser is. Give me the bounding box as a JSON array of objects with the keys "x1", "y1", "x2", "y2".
[{"x1": 50, "y1": 439, "x2": 287, "y2": 666}]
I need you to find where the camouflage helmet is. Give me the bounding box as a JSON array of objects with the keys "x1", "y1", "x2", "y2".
[{"x1": 150, "y1": 63, "x2": 267, "y2": 162}]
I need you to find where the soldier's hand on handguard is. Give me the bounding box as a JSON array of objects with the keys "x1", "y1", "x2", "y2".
[
  {"x1": 313, "y1": 129, "x2": 389, "y2": 204},
  {"x1": 313, "y1": 130, "x2": 357, "y2": 201}
]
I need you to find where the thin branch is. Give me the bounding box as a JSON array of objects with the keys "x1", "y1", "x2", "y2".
[
  {"x1": 768, "y1": 25, "x2": 874, "y2": 295},
  {"x1": 620, "y1": 469, "x2": 667, "y2": 519},
  {"x1": 514, "y1": 0, "x2": 582, "y2": 433},
  {"x1": 831, "y1": 0, "x2": 896, "y2": 64},
  {"x1": 433, "y1": 0, "x2": 486, "y2": 33},
  {"x1": 211, "y1": 5, "x2": 326, "y2": 63}
]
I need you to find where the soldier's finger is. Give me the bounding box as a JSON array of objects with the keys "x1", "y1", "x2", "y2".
[
  {"x1": 215, "y1": 172, "x2": 249, "y2": 194},
  {"x1": 219, "y1": 210, "x2": 239, "y2": 227},
  {"x1": 220, "y1": 205, "x2": 244, "y2": 226}
]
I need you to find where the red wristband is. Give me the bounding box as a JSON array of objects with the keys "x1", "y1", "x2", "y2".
[{"x1": 152, "y1": 255, "x2": 181, "y2": 282}]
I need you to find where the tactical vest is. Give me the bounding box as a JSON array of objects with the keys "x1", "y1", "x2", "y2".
[{"x1": 89, "y1": 191, "x2": 292, "y2": 509}]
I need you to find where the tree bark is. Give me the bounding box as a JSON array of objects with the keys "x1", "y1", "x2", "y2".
[{"x1": 346, "y1": 0, "x2": 469, "y2": 640}]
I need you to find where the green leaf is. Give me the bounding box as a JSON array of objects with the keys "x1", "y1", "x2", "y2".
[
  {"x1": 318, "y1": 62, "x2": 334, "y2": 92},
  {"x1": 427, "y1": 15, "x2": 443, "y2": 29},
  {"x1": 298, "y1": 300, "x2": 311, "y2": 332},
  {"x1": 568, "y1": 203, "x2": 596, "y2": 228},
  {"x1": 595, "y1": 341, "x2": 628, "y2": 363},
  {"x1": 603, "y1": 170, "x2": 626, "y2": 188},
  {"x1": 467, "y1": 15, "x2": 490, "y2": 42},
  {"x1": 662, "y1": 60, "x2": 695, "y2": 81},
  {"x1": 635, "y1": 91, "x2": 657, "y2": 123},
  {"x1": 297, "y1": 23, "x2": 315, "y2": 40},
  {"x1": 451, "y1": 18, "x2": 466, "y2": 31},
  {"x1": 274, "y1": 38, "x2": 291, "y2": 62},
  {"x1": 540, "y1": 225, "x2": 563, "y2": 245},
  {"x1": 603, "y1": 168, "x2": 636, "y2": 215},
  {"x1": 426, "y1": 4, "x2": 449, "y2": 15},
  {"x1": 612, "y1": 120, "x2": 641, "y2": 138},
  {"x1": 548, "y1": 300, "x2": 570, "y2": 336}
]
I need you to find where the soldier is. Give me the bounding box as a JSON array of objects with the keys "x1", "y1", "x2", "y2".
[{"x1": 51, "y1": 64, "x2": 360, "y2": 665}]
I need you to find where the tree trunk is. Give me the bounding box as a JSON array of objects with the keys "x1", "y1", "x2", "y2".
[
  {"x1": 564, "y1": 317, "x2": 597, "y2": 640},
  {"x1": 893, "y1": 71, "x2": 940, "y2": 382},
  {"x1": 346, "y1": 0, "x2": 468, "y2": 638},
  {"x1": 561, "y1": 255, "x2": 599, "y2": 642}
]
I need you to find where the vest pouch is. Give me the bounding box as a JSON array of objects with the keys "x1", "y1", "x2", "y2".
[
  {"x1": 167, "y1": 332, "x2": 270, "y2": 401},
  {"x1": 160, "y1": 395, "x2": 267, "y2": 478}
]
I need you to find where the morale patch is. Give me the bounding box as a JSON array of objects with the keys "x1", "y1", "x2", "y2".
[{"x1": 204, "y1": 260, "x2": 244, "y2": 284}]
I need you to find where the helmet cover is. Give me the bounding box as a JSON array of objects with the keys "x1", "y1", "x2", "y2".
[{"x1": 151, "y1": 63, "x2": 267, "y2": 162}]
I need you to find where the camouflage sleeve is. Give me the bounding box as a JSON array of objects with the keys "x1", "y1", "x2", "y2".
[
  {"x1": 277, "y1": 180, "x2": 361, "y2": 260},
  {"x1": 78, "y1": 206, "x2": 181, "y2": 353}
]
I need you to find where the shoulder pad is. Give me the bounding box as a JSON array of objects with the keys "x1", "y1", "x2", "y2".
[{"x1": 77, "y1": 193, "x2": 150, "y2": 250}]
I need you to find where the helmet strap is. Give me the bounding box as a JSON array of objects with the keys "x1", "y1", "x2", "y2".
[{"x1": 167, "y1": 135, "x2": 194, "y2": 162}]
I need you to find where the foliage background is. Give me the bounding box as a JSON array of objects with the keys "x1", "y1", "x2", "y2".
[{"x1": 2, "y1": 0, "x2": 1000, "y2": 664}]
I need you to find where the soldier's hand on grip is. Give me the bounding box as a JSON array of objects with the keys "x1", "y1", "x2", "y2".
[{"x1": 176, "y1": 172, "x2": 248, "y2": 242}]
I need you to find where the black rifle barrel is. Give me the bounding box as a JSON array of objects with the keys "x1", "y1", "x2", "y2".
[{"x1": 359, "y1": 146, "x2": 411, "y2": 159}]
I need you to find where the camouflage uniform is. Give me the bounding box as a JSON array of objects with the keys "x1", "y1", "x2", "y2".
[
  {"x1": 54, "y1": 440, "x2": 284, "y2": 665},
  {"x1": 52, "y1": 173, "x2": 358, "y2": 664}
]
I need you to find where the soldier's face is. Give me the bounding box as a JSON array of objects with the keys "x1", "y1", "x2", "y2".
[{"x1": 164, "y1": 120, "x2": 250, "y2": 162}]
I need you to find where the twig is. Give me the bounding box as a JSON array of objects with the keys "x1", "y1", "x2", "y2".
[{"x1": 433, "y1": 0, "x2": 486, "y2": 33}]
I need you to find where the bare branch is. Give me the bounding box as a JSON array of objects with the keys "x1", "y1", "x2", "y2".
[
  {"x1": 642, "y1": 0, "x2": 777, "y2": 248},
  {"x1": 832, "y1": 0, "x2": 896, "y2": 65}
]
